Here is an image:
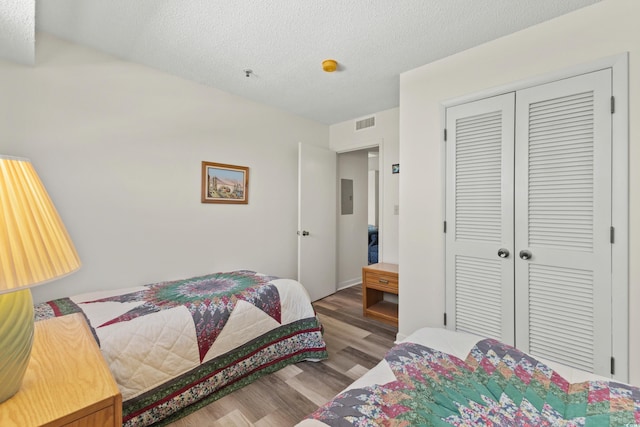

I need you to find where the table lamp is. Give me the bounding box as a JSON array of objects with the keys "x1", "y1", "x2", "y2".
[{"x1": 0, "y1": 155, "x2": 81, "y2": 403}]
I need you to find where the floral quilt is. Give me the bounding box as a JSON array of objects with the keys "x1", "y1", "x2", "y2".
[
  {"x1": 38, "y1": 270, "x2": 285, "y2": 356},
  {"x1": 307, "y1": 339, "x2": 640, "y2": 427},
  {"x1": 36, "y1": 270, "x2": 328, "y2": 426},
  {"x1": 81, "y1": 270, "x2": 281, "y2": 361}
]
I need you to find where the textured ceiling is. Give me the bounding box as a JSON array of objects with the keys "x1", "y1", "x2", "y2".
[
  {"x1": 0, "y1": 0, "x2": 34, "y2": 64},
  {"x1": 7, "y1": 0, "x2": 603, "y2": 124}
]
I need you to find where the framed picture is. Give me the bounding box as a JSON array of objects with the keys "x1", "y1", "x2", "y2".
[
  {"x1": 201, "y1": 161, "x2": 249, "y2": 204},
  {"x1": 392, "y1": 164, "x2": 400, "y2": 174}
]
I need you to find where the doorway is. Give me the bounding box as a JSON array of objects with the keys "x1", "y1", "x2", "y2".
[
  {"x1": 367, "y1": 151, "x2": 380, "y2": 265},
  {"x1": 337, "y1": 147, "x2": 380, "y2": 290}
]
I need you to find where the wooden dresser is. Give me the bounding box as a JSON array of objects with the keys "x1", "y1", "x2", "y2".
[
  {"x1": 0, "y1": 313, "x2": 122, "y2": 427},
  {"x1": 362, "y1": 262, "x2": 399, "y2": 326}
]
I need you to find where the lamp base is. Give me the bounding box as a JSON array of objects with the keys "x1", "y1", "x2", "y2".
[{"x1": 0, "y1": 289, "x2": 34, "y2": 403}]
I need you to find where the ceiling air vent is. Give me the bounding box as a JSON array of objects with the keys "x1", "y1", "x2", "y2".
[{"x1": 355, "y1": 116, "x2": 375, "y2": 131}]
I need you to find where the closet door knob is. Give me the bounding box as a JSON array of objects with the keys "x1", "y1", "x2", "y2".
[
  {"x1": 519, "y1": 250, "x2": 532, "y2": 260},
  {"x1": 497, "y1": 248, "x2": 510, "y2": 258}
]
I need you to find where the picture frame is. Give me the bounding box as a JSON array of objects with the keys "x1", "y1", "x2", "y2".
[
  {"x1": 392, "y1": 163, "x2": 400, "y2": 174},
  {"x1": 201, "y1": 161, "x2": 249, "y2": 204}
]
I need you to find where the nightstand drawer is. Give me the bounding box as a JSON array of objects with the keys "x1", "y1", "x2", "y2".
[{"x1": 364, "y1": 271, "x2": 398, "y2": 293}]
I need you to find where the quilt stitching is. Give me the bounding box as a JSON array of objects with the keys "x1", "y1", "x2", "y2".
[
  {"x1": 123, "y1": 318, "x2": 327, "y2": 426},
  {"x1": 82, "y1": 270, "x2": 281, "y2": 361},
  {"x1": 308, "y1": 339, "x2": 640, "y2": 426}
]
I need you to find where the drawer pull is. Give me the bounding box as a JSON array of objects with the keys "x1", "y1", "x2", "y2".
[{"x1": 378, "y1": 279, "x2": 389, "y2": 284}]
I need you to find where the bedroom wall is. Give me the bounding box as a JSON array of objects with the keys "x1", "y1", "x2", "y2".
[
  {"x1": 0, "y1": 33, "x2": 329, "y2": 303},
  {"x1": 330, "y1": 107, "x2": 400, "y2": 265},
  {"x1": 398, "y1": 0, "x2": 640, "y2": 384}
]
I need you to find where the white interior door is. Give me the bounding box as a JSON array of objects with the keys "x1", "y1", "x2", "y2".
[
  {"x1": 298, "y1": 143, "x2": 337, "y2": 301},
  {"x1": 514, "y1": 69, "x2": 612, "y2": 375},
  {"x1": 445, "y1": 93, "x2": 515, "y2": 344}
]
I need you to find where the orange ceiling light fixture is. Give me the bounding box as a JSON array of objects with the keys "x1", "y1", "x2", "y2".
[{"x1": 322, "y1": 59, "x2": 338, "y2": 72}]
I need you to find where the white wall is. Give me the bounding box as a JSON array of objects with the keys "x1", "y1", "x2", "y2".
[
  {"x1": 337, "y1": 150, "x2": 368, "y2": 288},
  {"x1": 368, "y1": 168, "x2": 379, "y2": 226},
  {"x1": 330, "y1": 108, "x2": 399, "y2": 264},
  {"x1": 399, "y1": 0, "x2": 640, "y2": 384},
  {"x1": 0, "y1": 33, "x2": 329, "y2": 303}
]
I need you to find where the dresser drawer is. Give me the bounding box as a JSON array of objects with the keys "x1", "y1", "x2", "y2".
[{"x1": 364, "y1": 271, "x2": 398, "y2": 294}]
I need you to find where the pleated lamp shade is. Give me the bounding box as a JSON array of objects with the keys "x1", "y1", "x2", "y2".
[{"x1": 0, "y1": 155, "x2": 81, "y2": 402}]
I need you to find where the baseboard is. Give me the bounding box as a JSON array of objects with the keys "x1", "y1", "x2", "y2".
[
  {"x1": 337, "y1": 278, "x2": 361, "y2": 291},
  {"x1": 395, "y1": 332, "x2": 408, "y2": 343}
]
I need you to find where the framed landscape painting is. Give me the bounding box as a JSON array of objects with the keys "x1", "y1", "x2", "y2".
[{"x1": 201, "y1": 161, "x2": 249, "y2": 204}]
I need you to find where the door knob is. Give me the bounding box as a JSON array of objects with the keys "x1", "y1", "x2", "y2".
[
  {"x1": 497, "y1": 248, "x2": 510, "y2": 258},
  {"x1": 297, "y1": 230, "x2": 310, "y2": 236},
  {"x1": 519, "y1": 250, "x2": 532, "y2": 260}
]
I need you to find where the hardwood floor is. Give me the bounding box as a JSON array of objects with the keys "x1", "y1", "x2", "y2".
[{"x1": 168, "y1": 284, "x2": 397, "y2": 427}]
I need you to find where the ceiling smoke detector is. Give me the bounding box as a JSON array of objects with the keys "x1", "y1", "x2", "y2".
[{"x1": 322, "y1": 59, "x2": 338, "y2": 72}]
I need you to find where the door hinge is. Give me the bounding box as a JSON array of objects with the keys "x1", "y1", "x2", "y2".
[
  {"x1": 611, "y1": 96, "x2": 615, "y2": 114},
  {"x1": 444, "y1": 128, "x2": 447, "y2": 141},
  {"x1": 611, "y1": 356, "x2": 615, "y2": 375},
  {"x1": 444, "y1": 312, "x2": 447, "y2": 326},
  {"x1": 610, "y1": 226, "x2": 615, "y2": 244},
  {"x1": 443, "y1": 221, "x2": 447, "y2": 233}
]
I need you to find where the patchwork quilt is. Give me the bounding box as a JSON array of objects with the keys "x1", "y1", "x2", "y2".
[
  {"x1": 35, "y1": 270, "x2": 327, "y2": 426},
  {"x1": 306, "y1": 339, "x2": 640, "y2": 427}
]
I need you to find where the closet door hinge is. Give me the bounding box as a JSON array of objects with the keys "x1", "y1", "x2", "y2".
[
  {"x1": 444, "y1": 312, "x2": 447, "y2": 326},
  {"x1": 610, "y1": 226, "x2": 615, "y2": 244},
  {"x1": 611, "y1": 356, "x2": 615, "y2": 375},
  {"x1": 611, "y1": 96, "x2": 615, "y2": 114},
  {"x1": 444, "y1": 128, "x2": 447, "y2": 141},
  {"x1": 444, "y1": 221, "x2": 447, "y2": 233}
]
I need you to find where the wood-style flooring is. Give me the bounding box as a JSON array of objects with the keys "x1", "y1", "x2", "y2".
[{"x1": 168, "y1": 284, "x2": 398, "y2": 427}]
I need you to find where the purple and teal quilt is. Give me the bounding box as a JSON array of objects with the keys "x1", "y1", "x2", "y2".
[
  {"x1": 35, "y1": 270, "x2": 327, "y2": 426},
  {"x1": 307, "y1": 339, "x2": 640, "y2": 427},
  {"x1": 81, "y1": 270, "x2": 283, "y2": 361}
]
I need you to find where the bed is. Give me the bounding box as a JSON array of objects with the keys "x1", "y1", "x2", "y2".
[
  {"x1": 368, "y1": 225, "x2": 378, "y2": 264},
  {"x1": 34, "y1": 270, "x2": 327, "y2": 426},
  {"x1": 298, "y1": 327, "x2": 640, "y2": 426}
]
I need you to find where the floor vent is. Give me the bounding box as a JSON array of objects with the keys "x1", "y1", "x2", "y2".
[{"x1": 355, "y1": 116, "x2": 375, "y2": 131}]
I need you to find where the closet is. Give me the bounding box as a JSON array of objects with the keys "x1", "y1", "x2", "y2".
[{"x1": 445, "y1": 69, "x2": 613, "y2": 376}]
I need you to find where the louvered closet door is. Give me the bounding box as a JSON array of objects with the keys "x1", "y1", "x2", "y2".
[
  {"x1": 445, "y1": 93, "x2": 515, "y2": 344},
  {"x1": 514, "y1": 69, "x2": 612, "y2": 376}
]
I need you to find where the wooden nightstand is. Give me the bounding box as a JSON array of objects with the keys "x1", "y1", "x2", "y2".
[
  {"x1": 0, "y1": 313, "x2": 122, "y2": 427},
  {"x1": 362, "y1": 263, "x2": 399, "y2": 326}
]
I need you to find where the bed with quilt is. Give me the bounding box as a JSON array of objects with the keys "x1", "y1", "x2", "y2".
[
  {"x1": 298, "y1": 327, "x2": 640, "y2": 427},
  {"x1": 35, "y1": 270, "x2": 327, "y2": 426}
]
